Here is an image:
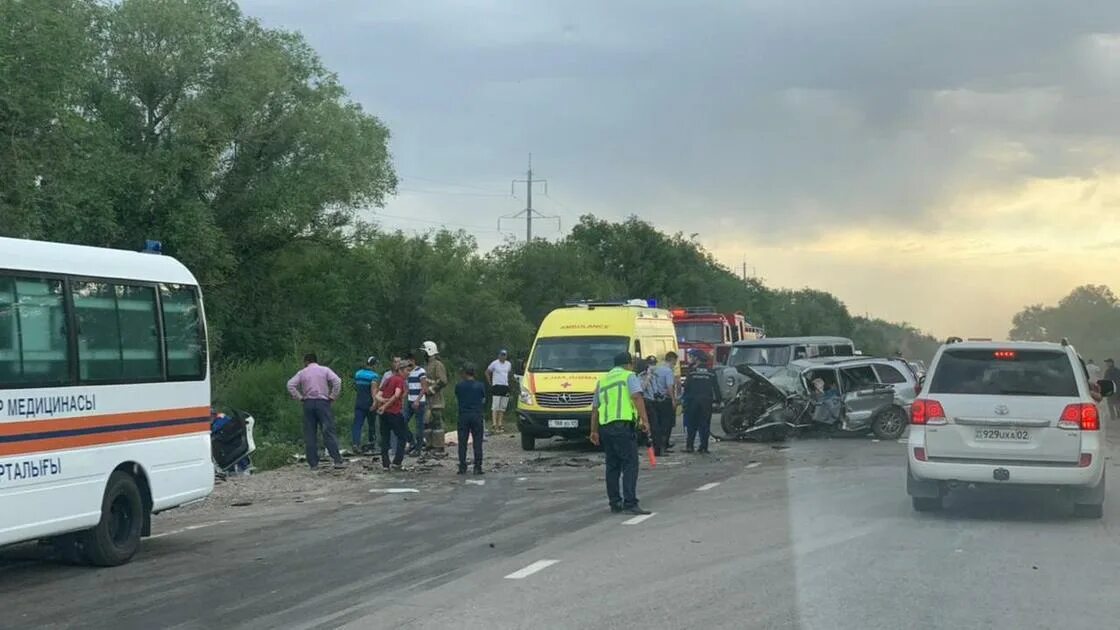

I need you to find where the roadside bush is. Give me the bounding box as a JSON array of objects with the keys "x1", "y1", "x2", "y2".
[{"x1": 251, "y1": 442, "x2": 300, "y2": 471}]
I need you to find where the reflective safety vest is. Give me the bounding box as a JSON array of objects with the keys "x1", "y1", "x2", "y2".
[{"x1": 597, "y1": 367, "x2": 636, "y2": 425}]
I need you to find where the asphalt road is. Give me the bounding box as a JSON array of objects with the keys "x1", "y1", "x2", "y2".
[{"x1": 4, "y1": 417, "x2": 1120, "y2": 630}]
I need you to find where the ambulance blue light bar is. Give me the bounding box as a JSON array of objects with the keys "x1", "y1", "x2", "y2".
[{"x1": 142, "y1": 240, "x2": 163, "y2": 254}]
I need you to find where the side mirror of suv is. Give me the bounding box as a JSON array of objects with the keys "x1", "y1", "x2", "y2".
[{"x1": 1097, "y1": 379, "x2": 1116, "y2": 398}]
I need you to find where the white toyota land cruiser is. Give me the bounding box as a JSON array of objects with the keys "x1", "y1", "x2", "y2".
[{"x1": 907, "y1": 338, "x2": 1113, "y2": 518}]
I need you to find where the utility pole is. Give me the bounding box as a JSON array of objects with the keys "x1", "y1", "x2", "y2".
[{"x1": 500, "y1": 153, "x2": 559, "y2": 240}]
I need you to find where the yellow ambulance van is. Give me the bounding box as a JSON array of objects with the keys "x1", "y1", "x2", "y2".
[{"x1": 516, "y1": 299, "x2": 679, "y2": 450}]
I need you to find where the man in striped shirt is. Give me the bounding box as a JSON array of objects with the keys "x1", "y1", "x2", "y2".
[{"x1": 404, "y1": 353, "x2": 429, "y2": 455}]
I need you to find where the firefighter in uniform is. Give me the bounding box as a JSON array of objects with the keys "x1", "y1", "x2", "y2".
[
  {"x1": 683, "y1": 350, "x2": 722, "y2": 453},
  {"x1": 590, "y1": 352, "x2": 652, "y2": 515}
]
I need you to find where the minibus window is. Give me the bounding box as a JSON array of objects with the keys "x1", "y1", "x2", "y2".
[
  {"x1": 73, "y1": 281, "x2": 161, "y2": 382},
  {"x1": 161, "y1": 284, "x2": 206, "y2": 379},
  {"x1": 0, "y1": 275, "x2": 70, "y2": 386}
]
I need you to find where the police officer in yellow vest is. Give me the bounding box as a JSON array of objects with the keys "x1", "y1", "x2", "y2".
[{"x1": 590, "y1": 352, "x2": 652, "y2": 515}]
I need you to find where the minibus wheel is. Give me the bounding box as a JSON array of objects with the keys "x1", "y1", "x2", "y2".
[{"x1": 81, "y1": 471, "x2": 145, "y2": 566}]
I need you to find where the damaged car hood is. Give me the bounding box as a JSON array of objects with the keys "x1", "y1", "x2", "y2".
[{"x1": 735, "y1": 364, "x2": 795, "y2": 404}]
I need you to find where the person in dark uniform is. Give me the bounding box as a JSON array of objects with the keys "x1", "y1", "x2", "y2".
[
  {"x1": 1104, "y1": 359, "x2": 1120, "y2": 420},
  {"x1": 683, "y1": 350, "x2": 721, "y2": 453},
  {"x1": 454, "y1": 364, "x2": 487, "y2": 475},
  {"x1": 590, "y1": 352, "x2": 652, "y2": 515}
]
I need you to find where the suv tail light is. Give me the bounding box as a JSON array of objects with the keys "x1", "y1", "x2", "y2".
[
  {"x1": 911, "y1": 399, "x2": 946, "y2": 425},
  {"x1": 1058, "y1": 403, "x2": 1099, "y2": 431}
]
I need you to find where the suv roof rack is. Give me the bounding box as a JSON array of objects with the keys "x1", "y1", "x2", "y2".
[{"x1": 945, "y1": 336, "x2": 963, "y2": 344}]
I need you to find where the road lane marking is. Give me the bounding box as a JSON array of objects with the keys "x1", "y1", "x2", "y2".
[
  {"x1": 696, "y1": 482, "x2": 721, "y2": 491},
  {"x1": 505, "y1": 559, "x2": 560, "y2": 579},
  {"x1": 150, "y1": 520, "x2": 228, "y2": 539},
  {"x1": 369, "y1": 488, "x2": 419, "y2": 494},
  {"x1": 746, "y1": 462, "x2": 762, "y2": 469},
  {"x1": 622, "y1": 512, "x2": 656, "y2": 525},
  {"x1": 466, "y1": 479, "x2": 485, "y2": 486}
]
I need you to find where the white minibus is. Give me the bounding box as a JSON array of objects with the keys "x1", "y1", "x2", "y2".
[{"x1": 0, "y1": 237, "x2": 213, "y2": 565}]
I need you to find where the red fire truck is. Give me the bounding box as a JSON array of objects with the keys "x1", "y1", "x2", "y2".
[{"x1": 670, "y1": 307, "x2": 763, "y2": 367}]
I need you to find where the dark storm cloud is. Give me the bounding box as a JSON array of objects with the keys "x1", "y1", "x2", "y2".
[{"x1": 241, "y1": 0, "x2": 1120, "y2": 238}]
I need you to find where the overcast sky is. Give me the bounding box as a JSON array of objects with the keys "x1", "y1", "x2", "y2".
[{"x1": 241, "y1": 0, "x2": 1120, "y2": 338}]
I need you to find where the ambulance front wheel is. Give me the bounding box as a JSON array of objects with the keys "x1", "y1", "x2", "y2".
[{"x1": 520, "y1": 432, "x2": 536, "y2": 451}]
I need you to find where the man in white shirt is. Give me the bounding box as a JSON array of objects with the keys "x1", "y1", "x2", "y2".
[
  {"x1": 1087, "y1": 359, "x2": 1103, "y2": 383},
  {"x1": 486, "y1": 349, "x2": 513, "y2": 433},
  {"x1": 404, "y1": 354, "x2": 429, "y2": 454}
]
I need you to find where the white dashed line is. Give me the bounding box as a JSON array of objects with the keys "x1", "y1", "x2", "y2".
[
  {"x1": 897, "y1": 438, "x2": 908, "y2": 444},
  {"x1": 622, "y1": 512, "x2": 656, "y2": 525},
  {"x1": 696, "y1": 482, "x2": 721, "y2": 492},
  {"x1": 466, "y1": 479, "x2": 486, "y2": 486},
  {"x1": 369, "y1": 488, "x2": 419, "y2": 494},
  {"x1": 505, "y1": 559, "x2": 560, "y2": 579},
  {"x1": 746, "y1": 462, "x2": 762, "y2": 469},
  {"x1": 150, "y1": 520, "x2": 228, "y2": 539}
]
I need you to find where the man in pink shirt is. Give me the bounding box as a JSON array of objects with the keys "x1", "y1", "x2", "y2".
[{"x1": 286, "y1": 353, "x2": 346, "y2": 470}]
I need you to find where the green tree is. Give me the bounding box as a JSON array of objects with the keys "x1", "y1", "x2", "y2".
[
  {"x1": 1010, "y1": 284, "x2": 1120, "y2": 361},
  {"x1": 0, "y1": 0, "x2": 115, "y2": 240},
  {"x1": 486, "y1": 239, "x2": 623, "y2": 328},
  {"x1": 851, "y1": 317, "x2": 940, "y2": 362},
  {"x1": 0, "y1": 0, "x2": 398, "y2": 357}
]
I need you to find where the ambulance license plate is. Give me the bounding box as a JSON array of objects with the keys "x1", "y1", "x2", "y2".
[{"x1": 548, "y1": 419, "x2": 579, "y2": 428}]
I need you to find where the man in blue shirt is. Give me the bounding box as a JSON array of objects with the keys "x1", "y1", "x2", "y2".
[
  {"x1": 455, "y1": 364, "x2": 488, "y2": 475},
  {"x1": 352, "y1": 356, "x2": 381, "y2": 452},
  {"x1": 647, "y1": 352, "x2": 679, "y2": 456}
]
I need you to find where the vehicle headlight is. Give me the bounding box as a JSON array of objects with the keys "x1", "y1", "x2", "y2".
[{"x1": 519, "y1": 383, "x2": 535, "y2": 405}]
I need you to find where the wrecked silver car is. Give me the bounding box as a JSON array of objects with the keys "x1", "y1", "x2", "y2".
[{"x1": 720, "y1": 359, "x2": 910, "y2": 441}]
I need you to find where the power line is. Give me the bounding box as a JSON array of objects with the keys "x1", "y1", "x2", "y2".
[
  {"x1": 398, "y1": 174, "x2": 504, "y2": 193},
  {"x1": 372, "y1": 211, "x2": 503, "y2": 233},
  {"x1": 499, "y1": 153, "x2": 559, "y2": 240},
  {"x1": 398, "y1": 186, "x2": 508, "y2": 196}
]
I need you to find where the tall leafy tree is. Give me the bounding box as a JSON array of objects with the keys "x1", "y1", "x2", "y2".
[
  {"x1": 1010, "y1": 285, "x2": 1120, "y2": 361},
  {"x1": 1, "y1": 0, "x2": 397, "y2": 356}
]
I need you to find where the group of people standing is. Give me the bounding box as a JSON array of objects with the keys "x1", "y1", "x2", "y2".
[
  {"x1": 590, "y1": 349, "x2": 723, "y2": 515},
  {"x1": 634, "y1": 349, "x2": 724, "y2": 455},
  {"x1": 286, "y1": 343, "x2": 725, "y2": 515},
  {"x1": 286, "y1": 344, "x2": 516, "y2": 475}
]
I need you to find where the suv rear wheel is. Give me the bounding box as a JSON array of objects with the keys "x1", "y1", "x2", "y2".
[
  {"x1": 1073, "y1": 473, "x2": 1105, "y2": 519},
  {"x1": 1073, "y1": 503, "x2": 1103, "y2": 519},
  {"x1": 872, "y1": 406, "x2": 907, "y2": 440},
  {"x1": 912, "y1": 496, "x2": 943, "y2": 512}
]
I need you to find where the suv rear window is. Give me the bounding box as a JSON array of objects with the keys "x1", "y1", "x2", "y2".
[{"x1": 928, "y1": 349, "x2": 1078, "y2": 397}]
